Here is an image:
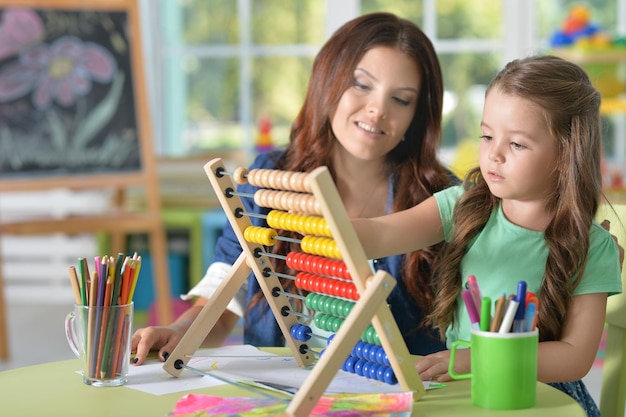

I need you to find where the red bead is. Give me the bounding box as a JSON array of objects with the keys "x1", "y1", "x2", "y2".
[
  {"x1": 312, "y1": 274, "x2": 322, "y2": 293},
  {"x1": 297, "y1": 253, "x2": 306, "y2": 270},
  {"x1": 286, "y1": 252, "x2": 297, "y2": 270},
  {"x1": 304, "y1": 255, "x2": 312, "y2": 272},
  {"x1": 295, "y1": 272, "x2": 304, "y2": 289}
]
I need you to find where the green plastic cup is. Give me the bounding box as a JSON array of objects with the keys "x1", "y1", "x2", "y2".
[{"x1": 449, "y1": 329, "x2": 538, "y2": 409}]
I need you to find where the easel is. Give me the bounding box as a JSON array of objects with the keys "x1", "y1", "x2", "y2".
[
  {"x1": 163, "y1": 158, "x2": 425, "y2": 417},
  {"x1": 0, "y1": 0, "x2": 173, "y2": 360}
]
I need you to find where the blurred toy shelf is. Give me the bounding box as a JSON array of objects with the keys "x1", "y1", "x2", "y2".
[
  {"x1": 552, "y1": 48, "x2": 626, "y2": 64},
  {"x1": 601, "y1": 97, "x2": 626, "y2": 114},
  {"x1": 101, "y1": 151, "x2": 243, "y2": 313}
]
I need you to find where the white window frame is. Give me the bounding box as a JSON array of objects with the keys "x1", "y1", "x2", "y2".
[{"x1": 140, "y1": 0, "x2": 625, "y2": 166}]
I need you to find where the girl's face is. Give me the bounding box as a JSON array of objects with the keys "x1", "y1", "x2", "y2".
[
  {"x1": 330, "y1": 46, "x2": 420, "y2": 162},
  {"x1": 479, "y1": 88, "x2": 559, "y2": 203}
]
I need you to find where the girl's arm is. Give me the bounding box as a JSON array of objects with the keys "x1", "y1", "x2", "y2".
[
  {"x1": 352, "y1": 196, "x2": 445, "y2": 259},
  {"x1": 536, "y1": 292, "x2": 607, "y2": 382},
  {"x1": 415, "y1": 293, "x2": 608, "y2": 383}
]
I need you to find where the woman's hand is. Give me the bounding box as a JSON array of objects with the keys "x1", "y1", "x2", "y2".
[{"x1": 131, "y1": 326, "x2": 184, "y2": 365}]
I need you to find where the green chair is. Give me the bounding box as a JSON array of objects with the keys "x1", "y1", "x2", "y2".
[{"x1": 596, "y1": 204, "x2": 626, "y2": 417}]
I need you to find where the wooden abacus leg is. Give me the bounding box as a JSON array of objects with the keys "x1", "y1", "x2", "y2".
[
  {"x1": 203, "y1": 158, "x2": 315, "y2": 368},
  {"x1": 148, "y1": 227, "x2": 174, "y2": 325},
  {"x1": 163, "y1": 253, "x2": 250, "y2": 377},
  {"x1": 287, "y1": 269, "x2": 396, "y2": 417},
  {"x1": 307, "y1": 166, "x2": 425, "y2": 400},
  {"x1": 0, "y1": 248, "x2": 8, "y2": 360}
]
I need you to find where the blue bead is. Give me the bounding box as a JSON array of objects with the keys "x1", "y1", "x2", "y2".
[
  {"x1": 383, "y1": 367, "x2": 397, "y2": 385},
  {"x1": 290, "y1": 324, "x2": 300, "y2": 339},
  {"x1": 343, "y1": 356, "x2": 356, "y2": 373},
  {"x1": 376, "y1": 347, "x2": 390, "y2": 366},
  {"x1": 376, "y1": 365, "x2": 386, "y2": 382},
  {"x1": 368, "y1": 345, "x2": 379, "y2": 363},
  {"x1": 354, "y1": 359, "x2": 365, "y2": 376},
  {"x1": 361, "y1": 361, "x2": 371, "y2": 378},
  {"x1": 361, "y1": 343, "x2": 371, "y2": 362},
  {"x1": 300, "y1": 325, "x2": 312, "y2": 341},
  {"x1": 368, "y1": 363, "x2": 380, "y2": 380},
  {"x1": 354, "y1": 341, "x2": 364, "y2": 359}
]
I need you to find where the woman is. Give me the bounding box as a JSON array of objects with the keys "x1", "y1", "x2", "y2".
[{"x1": 132, "y1": 12, "x2": 457, "y2": 364}]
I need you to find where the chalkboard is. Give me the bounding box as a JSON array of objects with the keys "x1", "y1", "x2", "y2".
[
  {"x1": 0, "y1": 2, "x2": 174, "y2": 359},
  {"x1": 0, "y1": 0, "x2": 152, "y2": 191}
]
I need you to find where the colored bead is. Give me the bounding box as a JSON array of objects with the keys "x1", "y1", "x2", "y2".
[
  {"x1": 383, "y1": 367, "x2": 397, "y2": 385},
  {"x1": 361, "y1": 361, "x2": 372, "y2": 379},
  {"x1": 368, "y1": 345, "x2": 380, "y2": 363},
  {"x1": 376, "y1": 347, "x2": 390, "y2": 366},
  {"x1": 368, "y1": 363, "x2": 380, "y2": 380},
  {"x1": 354, "y1": 341, "x2": 364, "y2": 359},
  {"x1": 343, "y1": 356, "x2": 356, "y2": 373},
  {"x1": 361, "y1": 343, "x2": 371, "y2": 363},
  {"x1": 354, "y1": 359, "x2": 365, "y2": 377}
]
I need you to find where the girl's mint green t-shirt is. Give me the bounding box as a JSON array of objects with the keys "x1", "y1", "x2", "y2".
[{"x1": 434, "y1": 185, "x2": 622, "y2": 347}]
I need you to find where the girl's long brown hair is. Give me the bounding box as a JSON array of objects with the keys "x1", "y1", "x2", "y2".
[
  {"x1": 429, "y1": 56, "x2": 602, "y2": 342},
  {"x1": 248, "y1": 12, "x2": 453, "y2": 326}
]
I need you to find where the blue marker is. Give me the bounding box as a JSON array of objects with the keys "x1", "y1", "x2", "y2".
[
  {"x1": 513, "y1": 280, "x2": 527, "y2": 332},
  {"x1": 524, "y1": 301, "x2": 537, "y2": 332}
]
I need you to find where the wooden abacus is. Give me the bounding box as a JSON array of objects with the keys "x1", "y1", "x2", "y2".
[{"x1": 163, "y1": 158, "x2": 425, "y2": 417}]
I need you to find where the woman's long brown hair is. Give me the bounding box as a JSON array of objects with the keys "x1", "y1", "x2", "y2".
[
  {"x1": 429, "y1": 56, "x2": 602, "y2": 342},
  {"x1": 247, "y1": 13, "x2": 453, "y2": 330}
]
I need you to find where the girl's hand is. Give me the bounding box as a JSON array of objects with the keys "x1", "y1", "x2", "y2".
[{"x1": 415, "y1": 348, "x2": 470, "y2": 382}]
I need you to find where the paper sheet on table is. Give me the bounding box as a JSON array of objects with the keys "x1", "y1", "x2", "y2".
[
  {"x1": 124, "y1": 344, "x2": 442, "y2": 396},
  {"x1": 124, "y1": 345, "x2": 262, "y2": 395}
]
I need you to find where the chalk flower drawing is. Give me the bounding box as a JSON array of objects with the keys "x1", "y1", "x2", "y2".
[
  {"x1": 0, "y1": 35, "x2": 117, "y2": 110},
  {"x1": 0, "y1": 7, "x2": 44, "y2": 60},
  {"x1": 0, "y1": 7, "x2": 134, "y2": 175}
]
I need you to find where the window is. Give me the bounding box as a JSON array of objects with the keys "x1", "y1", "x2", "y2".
[
  {"x1": 145, "y1": 0, "x2": 324, "y2": 156},
  {"x1": 142, "y1": 0, "x2": 625, "y2": 174}
]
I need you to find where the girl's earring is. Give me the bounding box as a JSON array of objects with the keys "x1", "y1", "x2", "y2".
[{"x1": 401, "y1": 136, "x2": 406, "y2": 142}]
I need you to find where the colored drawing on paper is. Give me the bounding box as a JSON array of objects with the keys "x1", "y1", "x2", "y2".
[{"x1": 169, "y1": 392, "x2": 413, "y2": 417}]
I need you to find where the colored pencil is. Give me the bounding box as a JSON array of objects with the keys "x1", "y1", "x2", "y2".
[
  {"x1": 127, "y1": 255, "x2": 142, "y2": 303},
  {"x1": 67, "y1": 266, "x2": 82, "y2": 305},
  {"x1": 96, "y1": 277, "x2": 113, "y2": 378},
  {"x1": 88, "y1": 271, "x2": 98, "y2": 378},
  {"x1": 69, "y1": 253, "x2": 138, "y2": 380},
  {"x1": 490, "y1": 293, "x2": 506, "y2": 332}
]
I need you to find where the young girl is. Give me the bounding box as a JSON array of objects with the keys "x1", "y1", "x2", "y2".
[{"x1": 354, "y1": 55, "x2": 622, "y2": 416}]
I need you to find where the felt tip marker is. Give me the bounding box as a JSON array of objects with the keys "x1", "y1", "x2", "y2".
[
  {"x1": 479, "y1": 296, "x2": 492, "y2": 331},
  {"x1": 461, "y1": 289, "x2": 480, "y2": 330},
  {"x1": 499, "y1": 298, "x2": 519, "y2": 333},
  {"x1": 524, "y1": 301, "x2": 537, "y2": 331},
  {"x1": 513, "y1": 281, "x2": 527, "y2": 332},
  {"x1": 467, "y1": 275, "x2": 482, "y2": 312}
]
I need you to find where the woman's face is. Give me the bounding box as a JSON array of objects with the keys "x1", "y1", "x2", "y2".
[{"x1": 331, "y1": 46, "x2": 420, "y2": 162}]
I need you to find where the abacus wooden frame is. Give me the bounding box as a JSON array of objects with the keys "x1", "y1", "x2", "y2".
[{"x1": 163, "y1": 158, "x2": 425, "y2": 417}]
